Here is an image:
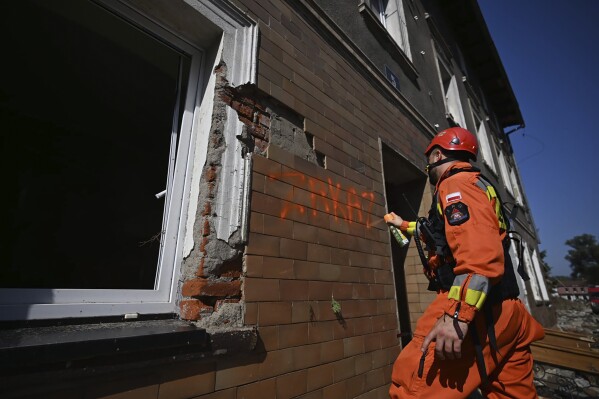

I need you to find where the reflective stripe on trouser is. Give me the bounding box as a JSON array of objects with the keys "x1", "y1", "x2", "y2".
[{"x1": 389, "y1": 299, "x2": 544, "y2": 399}]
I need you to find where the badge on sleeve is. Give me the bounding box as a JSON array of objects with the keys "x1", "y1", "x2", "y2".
[{"x1": 445, "y1": 202, "x2": 470, "y2": 225}]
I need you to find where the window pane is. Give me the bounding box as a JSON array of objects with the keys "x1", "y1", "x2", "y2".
[{"x1": 0, "y1": 0, "x2": 190, "y2": 289}]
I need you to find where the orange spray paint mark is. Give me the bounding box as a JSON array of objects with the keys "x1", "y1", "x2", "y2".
[{"x1": 266, "y1": 171, "x2": 378, "y2": 228}]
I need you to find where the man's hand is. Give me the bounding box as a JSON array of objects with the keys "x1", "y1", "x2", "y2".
[
  {"x1": 421, "y1": 314, "x2": 469, "y2": 360},
  {"x1": 384, "y1": 212, "x2": 404, "y2": 227}
]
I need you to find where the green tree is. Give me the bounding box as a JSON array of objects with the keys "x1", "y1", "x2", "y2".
[{"x1": 565, "y1": 234, "x2": 599, "y2": 284}]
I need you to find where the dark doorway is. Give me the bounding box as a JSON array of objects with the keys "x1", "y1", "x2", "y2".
[{"x1": 381, "y1": 142, "x2": 427, "y2": 347}]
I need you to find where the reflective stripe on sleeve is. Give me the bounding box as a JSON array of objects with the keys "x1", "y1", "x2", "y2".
[
  {"x1": 447, "y1": 274, "x2": 468, "y2": 301},
  {"x1": 463, "y1": 274, "x2": 490, "y2": 310}
]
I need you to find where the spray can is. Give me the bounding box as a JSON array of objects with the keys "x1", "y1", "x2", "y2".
[{"x1": 384, "y1": 214, "x2": 409, "y2": 247}]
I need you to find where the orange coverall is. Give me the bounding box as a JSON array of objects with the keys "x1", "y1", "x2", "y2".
[{"x1": 389, "y1": 162, "x2": 544, "y2": 399}]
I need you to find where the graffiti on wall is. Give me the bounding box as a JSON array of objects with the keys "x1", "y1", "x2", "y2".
[{"x1": 267, "y1": 171, "x2": 379, "y2": 228}]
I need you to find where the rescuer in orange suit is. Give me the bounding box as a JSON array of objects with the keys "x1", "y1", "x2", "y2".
[{"x1": 386, "y1": 127, "x2": 544, "y2": 398}]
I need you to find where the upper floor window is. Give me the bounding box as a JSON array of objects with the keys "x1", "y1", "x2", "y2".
[
  {"x1": 435, "y1": 52, "x2": 466, "y2": 127},
  {"x1": 469, "y1": 102, "x2": 497, "y2": 173},
  {"x1": 508, "y1": 166, "x2": 524, "y2": 205},
  {"x1": 497, "y1": 150, "x2": 514, "y2": 197},
  {"x1": 370, "y1": 0, "x2": 412, "y2": 60}
]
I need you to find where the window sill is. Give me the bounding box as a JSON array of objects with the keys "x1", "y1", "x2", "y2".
[
  {"x1": 358, "y1": 3, "x2": 419, "y2": 81},
  {"x1": 0, "y1": 318, "x2": 257, "y2": 374},
  {"x1": 0, "y1": 319, "x2": 207, "y2": 372}
]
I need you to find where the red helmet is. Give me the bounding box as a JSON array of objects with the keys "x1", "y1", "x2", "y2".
[{"x1": 425, "y1": 127, "x2": 478, "y2": 160}]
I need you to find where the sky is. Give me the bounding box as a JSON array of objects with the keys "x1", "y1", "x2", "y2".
[{"x1": 478, "y1": 1, "x2": 599, "y2": 277}]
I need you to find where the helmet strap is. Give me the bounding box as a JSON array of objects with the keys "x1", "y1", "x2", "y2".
[{"x1": 425, "y1": 156, "x2": 457, "y2": 173}]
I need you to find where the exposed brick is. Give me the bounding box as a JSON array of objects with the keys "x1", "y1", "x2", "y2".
[
  {"x1": 206, "y1": 165, "x2": 218, "y2": 182},
  {"x1": 179, "y1": 299, "x2": 205, "y2": 321},
  {"x1": 182, "y1": 279, "x2": 241, "y2": 298}
]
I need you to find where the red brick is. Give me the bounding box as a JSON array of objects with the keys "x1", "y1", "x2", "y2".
[
  {"x1": 182, "y1": 279, "x2": 241, "y2": 297},
  {"x1": 205, "y1": 165, "x2": 218, "y2": 182},
  {"x1": 179, "y1": 299, "x2": 206, "y2": 321}
]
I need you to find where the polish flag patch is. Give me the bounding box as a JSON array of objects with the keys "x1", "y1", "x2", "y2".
[{"x1": 445, "y1": 192, "x2": 462, "y2": 203}]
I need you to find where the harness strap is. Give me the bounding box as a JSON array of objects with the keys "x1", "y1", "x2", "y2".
[{"x1": 470, "y1": 323, "x2": 490, "y2": 390}]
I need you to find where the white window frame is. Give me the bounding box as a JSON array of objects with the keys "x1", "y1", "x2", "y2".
[
  {"x1": 523, "y1": 242, "x2": 543, "y2": 304},
  {"x1": 531, "y1": 249, "x2": 551, "y2": 303},
  {"x1": 508, "y1": 166, "x2": 523, "y2": 205},
  {"x1": 372, "y1": 0, "x2": 412, "y2": 60},
  {"x1": 508, "y1": 240, "x2": 529, "y2": 310},
  {"x1": 435, "y1": 53, "x2": 466, "y2": 127},
  {"x1": 468, "y1": 101, "x2": 497, "y2": 173},
  {"x1": 497, "y1": 150, "x2": 514, "y2": 197},
  {"x1": 0, "y1": 0, "x2": 258, "y2": 321}
]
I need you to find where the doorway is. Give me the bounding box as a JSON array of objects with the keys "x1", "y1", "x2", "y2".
[{"x1": 381, "y1": 142, "x2": 428, "y2": 347}]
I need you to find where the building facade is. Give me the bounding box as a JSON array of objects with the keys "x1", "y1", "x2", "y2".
[{"x1": 0, "y1": 0, "x2": 554, "y2": 397}]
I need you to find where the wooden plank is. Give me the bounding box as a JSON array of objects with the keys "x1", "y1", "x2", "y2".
[{"x1": 531, "y1": 329, "x2": 599, "y2": 374}]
